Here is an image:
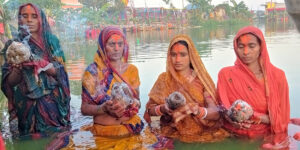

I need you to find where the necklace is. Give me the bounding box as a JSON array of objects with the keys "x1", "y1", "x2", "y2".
[{"x1": 183, "y1": 69, "x2": 196, "y2": 83}]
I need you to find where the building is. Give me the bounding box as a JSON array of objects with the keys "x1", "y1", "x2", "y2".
[{"x1": 61, "y1": 0, "x2": 83, "y2": 9}]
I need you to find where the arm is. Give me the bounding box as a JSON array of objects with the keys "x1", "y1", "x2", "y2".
[
  {"x1": 81, "y1": 101, "x2": 108, "y2": 116},
  {"x1": 202, "y1": 91, "x2": 220, "y2": 120},
  {"x1": 147, "y1": 100, "x2": 171, "y2": 116}
]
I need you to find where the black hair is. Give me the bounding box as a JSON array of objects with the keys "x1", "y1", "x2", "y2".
[{"x1": 172, "y1": 40, "x2": 188, "y2": 49}]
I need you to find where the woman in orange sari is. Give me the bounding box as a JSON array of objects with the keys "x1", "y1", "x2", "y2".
[
  {"x1": 217, "y1": 26, "x2": 292, "y2": 149},
  {"x1": 144, "y1": 35, "x2": 229, "y2": 143}
]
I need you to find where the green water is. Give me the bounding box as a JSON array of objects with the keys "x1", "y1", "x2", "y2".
[{"x1": 1, "y1": 21, "x2": 300, "y2": 150}]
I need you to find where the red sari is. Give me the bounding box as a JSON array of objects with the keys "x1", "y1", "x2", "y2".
[{"x1": 217, "y1": 26, "x2": 290, "y2": 142}]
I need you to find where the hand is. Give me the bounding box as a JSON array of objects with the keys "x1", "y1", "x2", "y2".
[
  {"x1": 10, "y1": 63, "x2": 22, "y2": 73},
  {"x1": 160, "y1": 104, "x2": 172, "y2": 115},
  {"x1": 224, "y1": 112, "x2": 251, "y2": 129},
  {"x1": 290, "y1": 118, "x2": 300, "y2": 125},
  {"x1": 104, "y1": 100, "x2": 126, "y2": 118},
  {"x1": 172, "y1": 103, "x2": 198, "y2": 123}
]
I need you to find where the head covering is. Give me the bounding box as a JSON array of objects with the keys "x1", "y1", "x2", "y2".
[
  {"x1": 144, "y1": 35, "x2": 229, "y2": 143},
  {"x1": 234, "y1": 26, "x2": 290, "y2": 134},
  {"x1": 82, "y1": 26, "x2": 137, "y2": 105},
  {"x1": 218, "y1": 26, "x2": 290, "y2": 137},
  {"x1": 166, "y1": 35, "x2": 216, "y2": 100},
  {"x1": 18, "y1": 3, "x2": 47, "y2": 50},
  {"x1": 17, "y1": 3, "x2": 66, "y2": 61},
  {"x1": 97, "y1": 26, "x2": 129, "y2": 63}
]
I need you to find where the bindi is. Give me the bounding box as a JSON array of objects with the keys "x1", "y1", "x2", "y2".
[{"x1": 172, "y1": 43, "x2": 186, "y2": 53}]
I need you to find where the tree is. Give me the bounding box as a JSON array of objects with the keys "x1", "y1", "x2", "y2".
[
  {"x1": 230, "y1": 0, "x2": 252, "y2": 18},
  {"x1": 187, "y1": 0, "x2": 213, "y2": 14},
  {"x1": 4, "y1": 0, "x2": 61, "y2": 10}
]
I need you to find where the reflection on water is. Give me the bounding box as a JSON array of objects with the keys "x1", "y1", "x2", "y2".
[{"x1": 1, "y1": 22, "x2": 300, "y2": 149}]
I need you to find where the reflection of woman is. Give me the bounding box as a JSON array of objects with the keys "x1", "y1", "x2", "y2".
[
  {"x1": 1, "y1": 3, "x2": 70, "y2": 135},
  {"x1": 81, "y1": 26, "x2": 143, "y2": 137},
  {"x1": 217, "y1": 26, "x2": 290, "y2": 147},
  {"x1": 144, "y1": 35, "x2": 229, "y2": 143}
]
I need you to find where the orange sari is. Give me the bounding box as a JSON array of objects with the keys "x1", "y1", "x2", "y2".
[
  {"x1": 217, "y1": 26, "x2": 290, "y2": 141},
  {"x1": 144, "y1": 35, "x2": 229, "y2": 143}
]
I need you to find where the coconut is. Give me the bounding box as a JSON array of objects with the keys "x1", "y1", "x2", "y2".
[
  {"x1": 227, "y1": 99, "x2": 254, "y2": 122},
  {"x1": 6, "y1": 41, "x2": 31, "y2": 64}
]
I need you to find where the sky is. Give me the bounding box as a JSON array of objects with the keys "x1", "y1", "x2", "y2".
[{"x1": 133, "y1": 0, "x2": 285, "y2": 10}]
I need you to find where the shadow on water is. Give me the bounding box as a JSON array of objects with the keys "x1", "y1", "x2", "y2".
[{"x1": 1, "y1": 21, "x2": 300, "y2": 149}]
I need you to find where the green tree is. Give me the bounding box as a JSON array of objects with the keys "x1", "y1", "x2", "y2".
[
  {"x1": 4, "y1": 0, "x2": 61, "y2": 10},
  {"x1": 187, "y1": 0, "x2": 213, "y2": 14},
  {"x1": 230, "y1": 0, "x2": 252, "y2": 18}
]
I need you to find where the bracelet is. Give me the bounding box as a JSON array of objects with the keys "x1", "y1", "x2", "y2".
[
  {"x1": 155, "y1": 105, "x2": 163, "y2": 116},
  {"x1": 202, "y1": 108, "x2": 208, "y2": 119},
  {"x1": 195, "y1": 107, "x2": 207, "y2": 119}
]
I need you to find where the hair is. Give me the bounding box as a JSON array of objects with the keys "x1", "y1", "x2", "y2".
[{"x1": 172, "y1": 40, "x2": 188, "y2": 50}]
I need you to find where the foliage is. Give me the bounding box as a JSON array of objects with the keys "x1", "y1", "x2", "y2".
[
  {"x1": 230, "y1": 0, "x2": 253, "y2": 18},
  {"x1": 187, "y1": 0, "x2": 213, "y2": 14},
  {"x1": 3, "y1": 0, "x2": 61, "y2": 10}
]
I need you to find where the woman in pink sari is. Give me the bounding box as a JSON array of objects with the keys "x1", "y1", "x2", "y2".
[{"x1": 217, "y1": 26, "x2": 297, "y2": 149}]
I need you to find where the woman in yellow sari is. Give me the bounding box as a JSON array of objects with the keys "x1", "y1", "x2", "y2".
[
  {"x1": 59, "y1": 26, "x2": 156, "y2": 150},
  {"x1": 144, "y1": 35, "x2": 229, "y2": 143}
]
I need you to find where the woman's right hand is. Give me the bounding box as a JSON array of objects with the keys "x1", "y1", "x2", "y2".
[
  {"x1": 224, "y1": 111, "x2": 251, "y2": 129},
  {"x1": 103, "y1": 100, "x2": 126, "y2": 118},
  {"x1": 160, "y1": 104, "x2": 172, "y2": 115}
]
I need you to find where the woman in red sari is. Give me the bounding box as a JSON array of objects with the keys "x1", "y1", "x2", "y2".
[{"x1": 217, "y1": 26, "x2": 292, "y2": 148}]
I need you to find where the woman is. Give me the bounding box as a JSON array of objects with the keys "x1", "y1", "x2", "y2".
[
  {"x1": 52, "y1": 27, "x2": 154, "y2": 150},
  {"x1": 144, "y1": 35, "x2": 229, "y2": 143},
  {"x1": 1, "y1": 3, "x2": 70, "y2": 135},
  {"x1": 217, "y1": 26, "x2": 290, "y2": 148},
  {"x1": 80, "y1": 26, "x2": 143, "y2": 138}
]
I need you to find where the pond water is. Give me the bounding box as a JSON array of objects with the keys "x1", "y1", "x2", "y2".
[{"x1": 1, "y1": 22, "x2": 300, "y2": 149}]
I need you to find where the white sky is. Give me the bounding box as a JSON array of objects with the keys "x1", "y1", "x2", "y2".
[{"x1": 133, "y1": 0, "x2": 285, "y2": 10}]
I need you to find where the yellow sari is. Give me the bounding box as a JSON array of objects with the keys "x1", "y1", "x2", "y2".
[{"x1": 61, "y1": 26, "x2": 157, "y2": 149}]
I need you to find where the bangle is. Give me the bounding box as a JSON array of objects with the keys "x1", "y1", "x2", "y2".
[
  {"x1": 202, "y1": 108, "x2": 208, "y2": 119},
  {"x1": 155, "y1": 105, "x2": 163, "y2": 116},
  {"x1": 196, "y1": 107, "x2": 207, "y2": 119}
]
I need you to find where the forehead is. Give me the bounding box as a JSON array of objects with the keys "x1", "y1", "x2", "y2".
[
  {"x1": 238, "y1": 34, "x2": 259, "y2": 44},
  {"x1": 171, "y1": 43, "x2": 188, "y2": 52},
  {"x1": 107, "y1": 34, "x2": 123, "y2": 42},
  {"x1": 20, "y1": 5, "x2": 37, "y2": 14}
]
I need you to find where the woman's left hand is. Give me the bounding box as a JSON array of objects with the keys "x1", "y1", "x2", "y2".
[{"x1": 172, "y1": 103, "x2": 198, "y2": 123}]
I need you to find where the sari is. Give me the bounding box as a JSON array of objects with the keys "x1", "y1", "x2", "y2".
[
  {"x1": 217, "y1": 26, "x2": 290, "y2": 142},
  {"x1": 144, "y1": 35, "x2": 229, "y2": 143},
  {"x1": 83, "y1": 25, "x2": 143, "y2": 136},
  {"x1": 1, "y1": 3, "x2": 70, "y2": 135}
]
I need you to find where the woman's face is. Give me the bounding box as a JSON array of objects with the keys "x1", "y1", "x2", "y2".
[
  {"x1": 170, "y1": 43, "x2": 190, "y2": 72},
  {"x1": 236, "y1": 34, "x2": 261, "y2": 66},
  {"x1": 105, "y1": 34, "x2": 124, "y2": 61},
  {"x1": 20, "y1": 5, "x2": 39, "y2": 34}
]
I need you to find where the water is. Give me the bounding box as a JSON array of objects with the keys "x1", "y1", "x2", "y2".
[{"x1": 1, "y1": 22, "x2": 300, "y2": 149}]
